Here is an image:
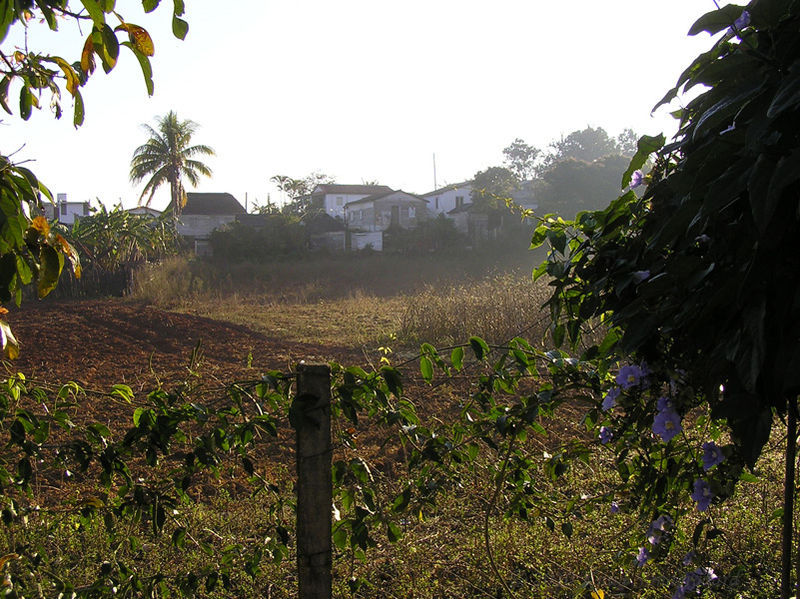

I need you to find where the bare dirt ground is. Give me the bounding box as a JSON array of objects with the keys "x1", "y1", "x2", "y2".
[{"x1": 8, "y1": 298, "x2": 365, "y2": 392}]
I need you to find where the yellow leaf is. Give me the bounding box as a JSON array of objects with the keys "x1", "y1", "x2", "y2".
[
  {"x1": 53, "y1": 56, "x2": 80, "y2": 96},
  {"x1": 116, "y1": 23, "x2": 155, "y2": 56},
  {"x1": 81, "y1": 35, "x2": 96, "y2": 74},
  {"x1": 31, "y1": 215, "x2": 50, "y2": 237},
  {"x1": 80, "y1": 496, "x2": 105, "y2": 508},
  {"x1": 591, "y1": 591, "x2": 605, "y2": 599},
  {"x1": 13, "y1": 51, "x2": 24, "y2": 63},
  {"x1": 0, "y1": 553, "x2": 19, "y2": 571}
]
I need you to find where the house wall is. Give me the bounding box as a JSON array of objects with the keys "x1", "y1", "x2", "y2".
[
  {"x1": 347, "y1": 196, "x2": 427, "y2": 232},
  {"x1": 423, "y1": 184, "x2": 472, "y2": 216},
  {"x1": 177, "y1": 215, "x2": 237, "y2": 239},
  {"x1": 44, "y1": 194, "x2": 90, "y2": 224},
  {"x1": 322, "y1": 193, "x2": 370, "y2": 219}
]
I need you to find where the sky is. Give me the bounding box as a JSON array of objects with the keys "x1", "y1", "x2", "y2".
[{"x1": 1, "y1": 1, "x2": 719, "y2": 212}]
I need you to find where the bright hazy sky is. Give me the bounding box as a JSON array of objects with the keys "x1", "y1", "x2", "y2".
[{"x1": 1, "y1": 1, "x2": 718, "y2": 211}]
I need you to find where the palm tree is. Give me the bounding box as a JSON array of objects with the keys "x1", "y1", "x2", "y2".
[{"x1": 129, "y1": 111, "x2": 215, "y2": 219}]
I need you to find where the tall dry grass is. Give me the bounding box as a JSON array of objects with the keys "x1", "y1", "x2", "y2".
[
  {"x1": 398, "y1": 271, "x2": 552, "y2": 348},
  {"x1": 131, "y1": 252, "x2": 552, "y2": 350}
]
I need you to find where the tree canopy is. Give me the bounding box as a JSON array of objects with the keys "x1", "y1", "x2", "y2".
[{"x1": 130, "y1": 110, "x2": 215, "y2": 218}]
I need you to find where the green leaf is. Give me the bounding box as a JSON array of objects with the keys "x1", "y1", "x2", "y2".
[
  {"x1": 14, "y1": 255, "x2": 31, "y2": 285},
  {"x1": 552, "y1": 323, "x2": 565, "y2": 348},
  {"x1": 419, "y1": 356, "x2": 433, "y2": 383},
  {"x1": 80, "y1": 0, "x2": 107, "y2": 28},
  {"x1": 19, "y1": 86, "x2": 32, "y2": 120},
  {"x1": 380, "y1": 366, "x2": 403, "y2": 397},
  {"x1": 469, "y1": 336, "x2": 489, "y2": 361},
  {"x1": 530, "y1": 224, "x2": 548, "y2": 249},
  {"x1": 387, "y1": 522, "x2": 402, "y2": 543},
  {"x1": 451, "y1": 346, "x2": 464, "y2": 371},
  {"x1": 172, "y1": 527, "x2": 186, "y2": 548},
  {"x1": 34, "y1": 0, "x2": 57, "y2": 28},
  {"x1": 73, "y1": 89, "x2": 85, "y2": 127},
  {"x1": 739, "y1": 471, "x2": 759, "y2": 483},
  {"x1": 391, "y1": 487, "x2": 411, "y2": 513},
  {"x1": 688, "y1": 5, "x2": 745, "y2": 36},
  {"x1": 142, "y1": 0, "x2": 160, "y2": 12},
  {"x1": 121, "y1": 42, "x2": 154, "y2": 95},
  {"x1": 99, "y1": 23, "x2": 119, "y2": 72},
  {"x1": 172, "y1": 15, "x2": 188, "y2": 39},
  {"x1": 38, "y1": 245, "x2": 63, "y2": 298},
  {"x1": 0, "y1": 76, "x2": 12, "y2": 115}
]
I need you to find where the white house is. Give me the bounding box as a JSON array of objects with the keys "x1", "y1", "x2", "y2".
[
  {"x1": 42, "y1": 193, "x2": 91, "y2": 225},
  {"x1": 127, "y1": 206, "x2": 162, "y2": 218},
  {"x1": 345, "y1": 190, "x2": 428, "y2": 232},
  {"x1": 177, "y1": 192, "x2": 246, "y2": 255},
  {"x1": 309, "y1": 184, "x2": 393, "y2": 220},
  {"x1": 421, "y1": 182, "x2": 473, "y2": 216}
]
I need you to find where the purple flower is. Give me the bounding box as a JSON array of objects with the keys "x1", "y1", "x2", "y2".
[
  {"x1": 630, "y1": 170, "x2": 644, "y2": 189},
  {"x1": 616, "y1": 364, "x2": 645, "y2": 390},
  {"x1": 599, "y1": 426, "x2": 613, "y2": 445},
  {"x1": 632, "y1": 270, "x2": 650, "y2": 284},
  {"x1": 610, "y1": 500, "x2": 620, "y2": 514},
  {"x1": 733, "y1": 10, "x2": 750, "y2": 30},
  {"x1": 647, "y1": 514, "x2": 673, "y2": 545},
  {"x1": 653, "y1": 407, "x2": 682, "y2": 442},
  {"x1": 656, "y1": 396, "x2": 673, "y2": 412},
  {"x1": 702, "y1": 441, "x2": 725, "y2": 471},
  {"x1": 635, "y1": 546, "x2": 649, "y2": 567},
  {"x1": 602, "y1": 387, "x2": 620, "y2": 411},
  {"x1": 692, "y1": 479, "x2": 713, "y2": 512}
]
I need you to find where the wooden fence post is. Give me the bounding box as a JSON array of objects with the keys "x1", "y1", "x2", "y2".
[{"x1": 292, "y1": 363, "x2": 332, "y2": 599}]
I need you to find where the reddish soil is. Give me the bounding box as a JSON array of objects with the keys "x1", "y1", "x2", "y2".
[{"x1": 9, "y1": 298, "x2": 362, "y2": 392}]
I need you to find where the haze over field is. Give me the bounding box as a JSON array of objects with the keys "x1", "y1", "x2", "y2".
[{"x1": 2, "y1": 1, "x2": 714, "y2": 210}]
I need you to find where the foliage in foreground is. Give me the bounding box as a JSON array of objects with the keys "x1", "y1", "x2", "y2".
[
  {"x1": 530, "y1": 1, "x2": 800, "y2": 596},
  {"x1": 0, "y1": 336, "x2": 783, "y2": 598}
]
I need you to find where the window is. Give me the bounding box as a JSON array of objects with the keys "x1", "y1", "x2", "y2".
[
  {"x1": 435, "y1": 197, "x2": 439, "y2": 210},
  {"x1": 409, "y1": 206, "x2": 415, "y2": 218},
  {"x1": 60, "y1": 202, "x2": 67, "y2": 215},
  {"x1": 455, "y1": 196, "x2": 464, "y2": 209},
  {"x1": 336, "y1": 196, "x2": 344, "y2": 206}
]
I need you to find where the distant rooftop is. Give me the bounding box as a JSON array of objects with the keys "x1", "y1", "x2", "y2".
[
  {"x1": 312, "y1": 184, "x2": 393, "y2": 196},
  {"x1": 346, "y1": 190, "x2": 428, "y2": 207},
  {"x1": 422, "y1": 181, "x2": 472, "y2": 196},
  {"x1": 183, "y1": 192, "x2": 246, "y2": 215}
]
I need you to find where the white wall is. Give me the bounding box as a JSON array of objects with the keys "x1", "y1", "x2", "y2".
[
  {"x1": 323, "y1": 193, "x2": 370, "y2": 219},
  {"x1": 423, "y1": 184, "x2": 472, "y2": 216}
]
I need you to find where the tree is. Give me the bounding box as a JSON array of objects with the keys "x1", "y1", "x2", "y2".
[
  {"x1": 615, "y1": 128, "x2": 639, "y2": 157},
  {"x1": 502, "y1": 138, "x2": 540, "y2": 180},
  {"x1": 546, "y1": 126, "x2": 620, "y2": 165},
  {"x1": 533, "y1": 2, "x2": 800, "y2": 595},
  {"x1": 273, "y1": 171, "x2": 336, "y2": 217},
  {"x1": 130, "y1": 111, "x2": 215, "y2": 219},
  {"x1": 471, "y1": 166, "x2": 519, "y2": 209},
  {"x1": 0, "y1": 1, "x2": 187, "y2": 357},
  {"x1": 537, "y1": 154, "x2": 629, "y2": 218}
]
